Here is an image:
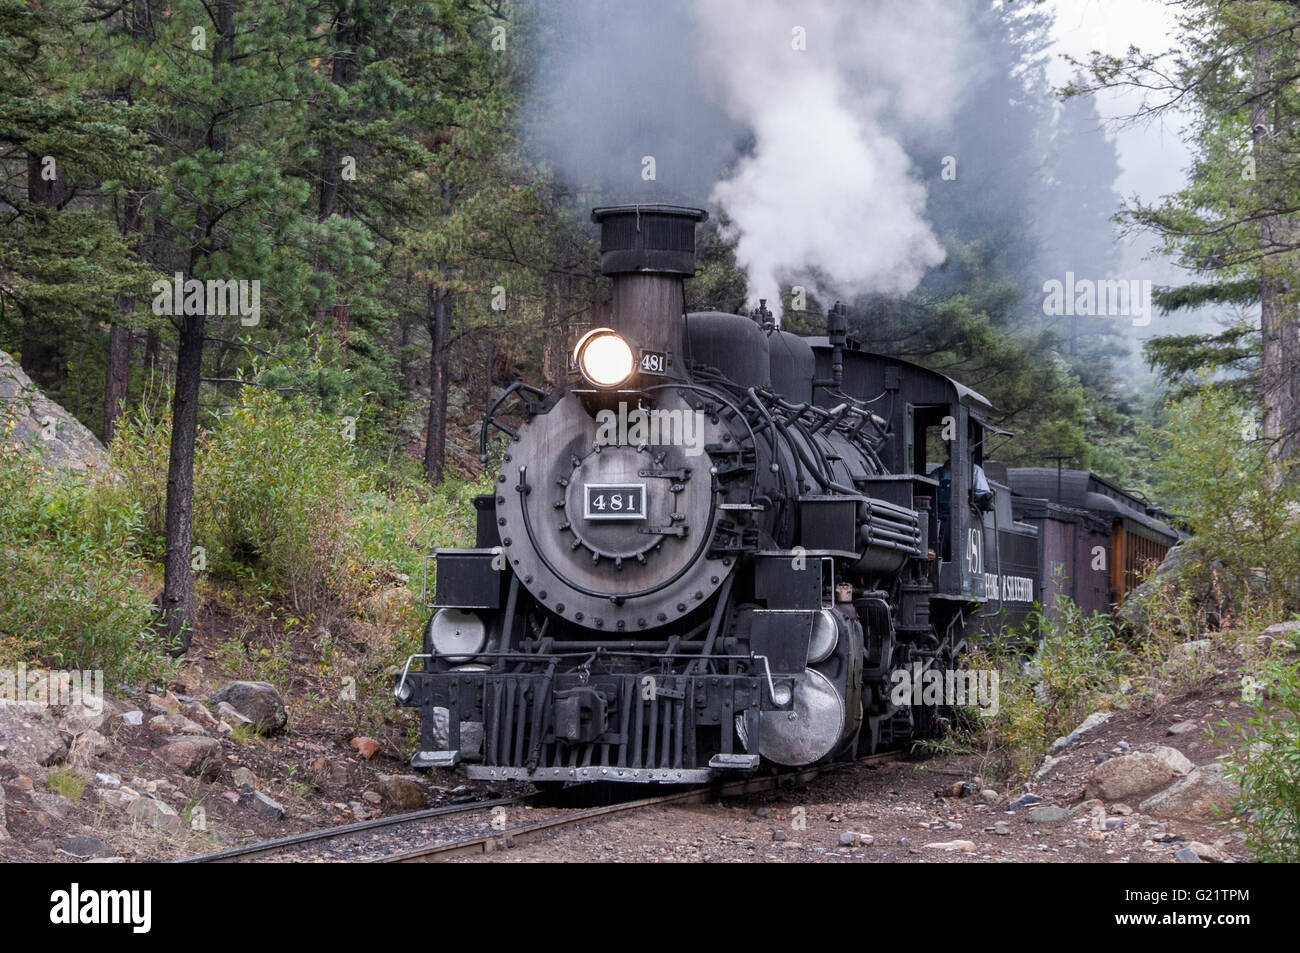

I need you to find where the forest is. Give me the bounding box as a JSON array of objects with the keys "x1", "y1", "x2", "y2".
[{"x1": 1, "y1": 1, "x2": 1298, "y2": 863}]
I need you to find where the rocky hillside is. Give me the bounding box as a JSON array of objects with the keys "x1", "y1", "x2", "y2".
[{"x1": 0, "y1": 349, "x2": 110, "y2": 475}]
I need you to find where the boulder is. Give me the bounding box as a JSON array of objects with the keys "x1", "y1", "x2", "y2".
[
  {"x1": 121, "y1": 710, "x2": 144, "y2": 727},
  {"x1": 1140, "y1": 763, "x2": 1241, "y2": 820},
  {"x1": 1086, "y1": 748, "x2": 1192, "y2": 801},
  {"x1": 1184, "y1": 840, "x2": 1228, "y2": 862},
  {"x1": 127, "y1": 796, "x2": 181, "y2": 834},
  {"x1": 350, "y1": 736, "x2": 381, "y2": 760},
  {"x1": 58, "y1": 701, "x2": 116, "y2": 737},
  {"x1": 0, "y1": 700, "x2": 68, "y2": 770},
  {"x1": 210, "y1": 681, "x2": 286, "y2": 734},
  {"x1": 68, "y1": 729, "x2": 109, "y2": 768},
  {"x1": 157, "y1": 737, "x2": 222, "y2": 779},
  {"x1": 0, "y1": 349, "x2": 111, "y2": 473},
  {"x1": 377, "y1": 774, "x2": 425, "y2": 811},
  {"x1": 31, "y1": 792, "x2": 73, "y2": 820}
]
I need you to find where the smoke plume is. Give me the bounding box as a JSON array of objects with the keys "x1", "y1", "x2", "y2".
[{"x1": 523, "y1": 0, "x2": 976, "y2": 319}]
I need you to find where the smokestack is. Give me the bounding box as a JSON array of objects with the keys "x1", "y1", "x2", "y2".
[{"x1": 591, "y1": 205, "x2": 708, "y2": 380}]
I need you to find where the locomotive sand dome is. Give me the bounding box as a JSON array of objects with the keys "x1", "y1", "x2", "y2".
[{"x1": 395, "y1": 201, "x2": 1174, "y2": 784}]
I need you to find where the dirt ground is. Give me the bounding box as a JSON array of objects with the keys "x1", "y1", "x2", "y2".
[{"x1": 453, "y1": 671, "x2": 1252, "y2": 863}]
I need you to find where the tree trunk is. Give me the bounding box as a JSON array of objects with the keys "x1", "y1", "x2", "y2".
[
  {"x1": 103, "y1": 325, "x2": 132, "y2": 443},
  {"x1": 424, "y1": 281, "x2": 452, "y2": 483},
  {"x1": 1252, "y1": 44, "x2": 1300, "y2": 466},
  {"x1": 159, "y1": 311, "x2": 204, "y2": 653},
  {"x1": 158, "y1": 0, "x2": 235, "y2": 653}
]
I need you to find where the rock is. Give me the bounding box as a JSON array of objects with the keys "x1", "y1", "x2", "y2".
[
  {"x1": 98, "y1": 787, "x2": 140, "y2": 808},
  {"x1": 58, "y1": 702, "x2": 115, "y2": 737},
  {"x1": 240, "y1": 790, "x2": 285, "y2": 821},
  {"x1": 772, "y1": 830, "x2": 787, "y2": 842},
  {"x1": 1140, "y1": 763, "x2": 1241, "y2": 820},
  {"x1": 1034, "y1": 756, "x2": 1065, "y2": 781},
  {"x1": 1008, "y1": 793, "x2": 1044, "y2": 810},
  {"x1": 121, "y1": 710, "x2": 144, "y2": 727},
  {"x1": 1184, "y1": 841, "x2": 1228, "y2": 863},
  {"x1": 0, "y1": 348, "x2": 111, "y2": 473},
  {"x1": 231, "y1": 766, "x2": 258, "y2": 791},
  {"x1": 0, "y1": 700, "x2": 69, "y2": 770},
  {"x1": 68, "y1": 729, "x2": 109, "y2": 767},
  {"x1": 1050, "y1": 711, "x2": 1112, "y2": 752},
  {"x1": 838, "y1": 831, "x2": 873, "y2": 847},
  {"x1": 60, "y1": 834, "x2": 112, "y2": 858},
  {"x1": 1171, "y1": 640, "x2": 1212, "y2": 664},
  {"x1": 1026, "y1": 806, "x2": 1071, "y2": 823},
  {"x1": 979, "y1": 789, "x2": 1000, "y2": 805},
  {"x1": 922, "y1": 839, "x2": 977, "y2": 851},
  {"x1": 182, "y1": 702, "x2": 220, "y2": 730},
  {"x1": 146, "y1": 692, "x2": 182, "y2": 715},
  {"x1": 993, "y1": 821, "x2": 1011, "y2": 836},
  {"x1": 1167, "y1": 720, "x2": 1200, "y2": 736},
  {"x1": 127, "y1": 795, "x2": 181, "y2": 834},
  {"x1": 1259, "y1": 620, "x2": 1300, "y2": 641},
  {"x1": 210, "y1": 681, "x2": 287, "y2": 734},
  {"x1": 1086, "y1": 748, "x2": 1192, "y2": 801},
  {"x1": 32, "y1": 791, "x2": 74, "y2": 819},
  {"x1": 149, "y1": 713, "x2": 190, "y2": 735},
  {"x1": 362, "y1": 790, "x2": 383, "y2": 805},
  {"x1": 1110, "y1": 803, "x2": 1133, "y2": 815},
  {"x1": 351, "y1": 736, "x2": 381, "y2": 760},
  {"x1": 348, "y1": 800, "x2": 371, "y2": 820},
  {"x1": 1173, "y1": 846, "x2": 1202, "y2": 863},
  {"x1": 215, "y1": 701, "x2": 252, "y2": 728},
  {"x1": 157, "y1": 737, "x2": 222, "y2": 779},
  {"x1": 377, "y1": 774, "x2": 425, "y2": 811},
  {"x1": 308, "y1": 756, "x2": 354, "y2": 786},
  {"x1": 1105, "y1": 817, "x2": 1125, "y2": 830}
]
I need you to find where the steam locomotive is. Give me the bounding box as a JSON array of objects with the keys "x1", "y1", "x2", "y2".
[{"x1": 393, "y1": 205, "x2": 1175, "y2": 783}]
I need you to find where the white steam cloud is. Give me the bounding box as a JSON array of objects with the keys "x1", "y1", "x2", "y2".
[
  {"x1": 523, "y1": 0, "x2": 976, "y2": 320},
  {"x1": 695, "y1": 1, "x2": 971, "y2": 319}
]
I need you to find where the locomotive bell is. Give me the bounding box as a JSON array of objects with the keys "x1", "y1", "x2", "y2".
[{"x1": 589, "y1": 205, "x2": 708, "y2": 384}]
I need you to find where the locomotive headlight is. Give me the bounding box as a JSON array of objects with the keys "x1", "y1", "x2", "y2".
[{"x1": 574, "y1": 328, "x2": 635, "y2": 388}]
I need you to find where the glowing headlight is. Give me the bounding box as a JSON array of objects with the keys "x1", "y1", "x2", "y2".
[{"x1": 574, "y1": 328, "x2": 635, "y2": 388}]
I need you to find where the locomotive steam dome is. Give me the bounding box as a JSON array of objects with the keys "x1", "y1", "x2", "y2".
[{"x1": 495, "y1": 204, "x2": 733, "y2": 631}]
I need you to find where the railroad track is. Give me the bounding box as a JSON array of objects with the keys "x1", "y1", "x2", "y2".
[
  {"x1": 179, "y1": 795, "x2": 531, "y2": 863},
  {"x1": 376, "y1": 751, "x2": 904, "y2": 863},
  {"x1": 179, "y1": 751, "x2": 904, "y2": 863}
]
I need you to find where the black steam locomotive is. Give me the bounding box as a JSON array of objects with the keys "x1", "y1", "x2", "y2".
[{"x1": 392, "y1": 205, "x2": 1120, "y2": 783}]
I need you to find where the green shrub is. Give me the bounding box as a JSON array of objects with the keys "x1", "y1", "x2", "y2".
[
  {"x1": 961, "y1": 598, "x2": 1128, "y2": 780},
  {"x1": 1220, "y1": 658, "x2": 1300, "y2": 862},
  {"x1": 0, "y1": 408, "x2": 172, "y2": 686},
  {"x1": 1152, "y1": 386, "x2": 1300, "y2": 610}
]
